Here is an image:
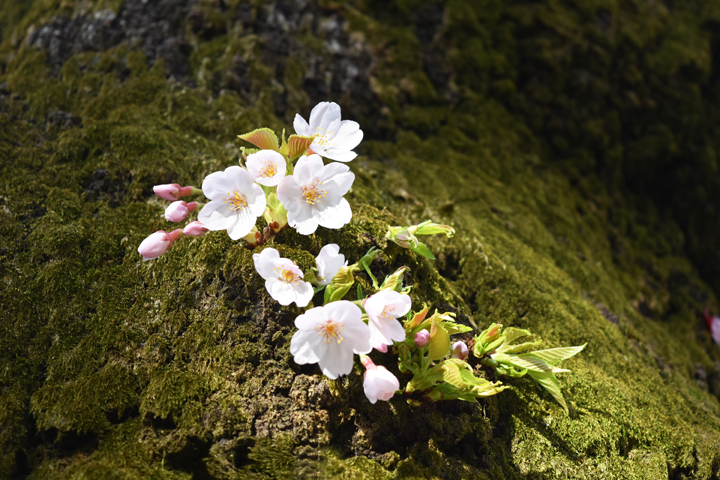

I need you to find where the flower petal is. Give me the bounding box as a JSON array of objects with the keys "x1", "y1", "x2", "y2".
[
  {"x1": 202, "y1": 171, "x2": 235, "y2": 201},
  {"x1": 317, "y1": 103, "x2": 341, "y2": 132},
  {"x1": 293, "y1": 113, "x2": 311, "y2": 136},
  {"x1": 227, "y1": 207, "x2": 257, "y2": 240},
  {"x1": 225, "y1": 165, "x2": 254, "y2": 192},
  {"x1": 290, "y1": 329, "x2": 323, "y2": 364},
  {"x1": 293, "y1": 154, "x2": 324, "y2": 185},
  {"x1": 318, "y1": 342, "x2": 353, "y2": 379},
  {"x1": 308, "y1": 102, "x2": 331, "y2": 131},
  {"x1": 313, "y1": 196, "x2": 352, "y2": 230},
  {"x1": 198, "y1": 201, "x2": 237, "y2": 231},
  {"x1": 295, "y1": 307, "x2": 328, "y2": 331},
  {"x1": 247, "y1": 184, "x2": 267, "y2": 217},
  {"x1": 323, "y1": 171, "x2": 355, "y2": 197},
  {"x1": 267, "y1": 278, "x2": 297, "y2": 305},
  {"x1": 294, "y1": 281, "x2": 314, "y2": 307},
  {"x1": 253, "y1": 248, "x2": 280, "y2": 279}
]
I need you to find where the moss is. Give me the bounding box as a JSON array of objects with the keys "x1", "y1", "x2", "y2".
[{"x1": 2, "y1": 0, "x2": 720, "y2": 479}]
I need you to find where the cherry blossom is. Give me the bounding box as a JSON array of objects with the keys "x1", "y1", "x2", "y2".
[
  {"x1": 364, "y1": 290, "x2": 411, "y2": 348},
  {"x1": 153, "y1": 184, "x2": 195, "y2": 201},
  {"x1": 183, "y1": 221, "x2": 208, "y2": 237},
  {"x1": 414, "y1": 329, "x2": 430, "y2": 347},
  {"x1": 198, "y1": 166, "x2": 266, "y2": 240},
  {"x1": 451, "y1": 341, "x2": 469, "y2": 360},
  {"x1": 361, "y1": 356, "x2": 400, "y2": 404},
  {"x1": 138, "y1": 229, "x2": 182, "y2": 260},
  {"x1": 253, "y1": 248, "x2": 313, "y2": 307},
  {"x1": 315, "y1": 244, "x2": 346, "y2": 286},
  {"x1": 165, "y1": 201, "x2": 198, "y2": 222},
  {"x1": 246, "y1": 150, "x2": 287, "y2": 187},
  {"x1": 276, "y1": 154, "x2": 354, "y2": 235},
  {"x1": 290, "y1": 301, "x2": 371, "y2": 379},
  {"x1": 293, "y1": 102, "x2": 363, "y2": 162}
]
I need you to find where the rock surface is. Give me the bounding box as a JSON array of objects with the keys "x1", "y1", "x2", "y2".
[{"x1": 1, "y1": 0, "x2": 720, "y2": 479}]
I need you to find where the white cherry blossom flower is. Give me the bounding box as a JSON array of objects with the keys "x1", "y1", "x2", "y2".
[
  {"x1": 293, "y1": 102, "x2": 363, "y2": 162},
  {"x1": 315, "y1": 244, "x2": 346, "y2": 286},
  {"x1": 277, "y1": 154, "x2": 354, "y2": 235},
  {"x1": 365, "y1": 290, "x2": 411, "y2": 347},
  {"x1": 290, "y1": 301, "x2": 371, "y2": 379},
  {"x1": 253, "y1": 248, "x2": 314, "y2": 307},
  {"x1": 361, "y1": 356, "x2": 400, "y2": 404},
  {"x1": 198, "y1": 166, "x2": 266, "y2": 240},
  {"x1": 246, "y1": 150, "x2": 287, "y2": 186}
]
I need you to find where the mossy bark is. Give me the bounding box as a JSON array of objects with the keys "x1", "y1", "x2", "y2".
[{"x1": 2, "y1": 0, "x2": 720, "y2": 479}]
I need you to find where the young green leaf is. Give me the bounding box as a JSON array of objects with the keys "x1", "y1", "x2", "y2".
[
  {"x1": 442, "y1": 322, "x2": 474, "y2": 335},
  {"x1": 493, "y1": 353, "x2": 552, "y2": 373},
  {"x1": 523, "y1": 344, "x2": 587, "y2": 366},
  {"x1": 238, "y1": 128, "x2": 279, "y2": 151},
  {"x1": 409, "y1": 241, "x2": 435, "y2": 260},
  {"x1": 288, "y1": 134, "x2": 316, "y2": 160},
  {"x1": 428, "y1": 315, "x2": 451, "y2": 361},
  {"x1": 528, "y1": 370, "x2": 569, "y2": 413}
]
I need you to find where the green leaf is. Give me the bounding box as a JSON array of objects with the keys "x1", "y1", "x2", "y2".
[
  {"x1": 496, "y1": 365, "x2": 528, "y2": 377},
  {"x1": 493, "y1": 353, "x2": 552, "y2": 373},
  {"x1": 442, "y1": 322, "x2": 474, "y2": 335},
  {"x1": 279, "y1": 129, "x2": 289, "y2": 156},
  {"x1": 288, "y1": 134, "x2": 316, "y2": 160},
  {"x1": 238, "y1": 128, "x2": 279, "y2": 151},
  {"x1": 438, "y1": 360, "x2": 467, "y2": 390},
  {"x1": 524, "y1": 344, "x2": 587, "y2": 366},
  {"x1": 501, "y1": 339, "x2": 543, "y2": 354},
  {"x1": 428, "y1": 316, "x2": 451, "y2": 361},
  {"x1": 324, "y1": 266, "x2": 356, "y2": 304},
  {"x1": 407, "y1": 305, "x2": 430, "y2": 329},
  {"x1": 528, "y1": 370, "x2": 569, "y2": 414},
  {"x1": 415, "y1": 223, "x2": 455, "y2": 237},
  {"x1": 409, "y1": 241, "x2": 435, "y2": 259}
]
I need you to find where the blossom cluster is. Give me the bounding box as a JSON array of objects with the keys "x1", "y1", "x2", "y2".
[
  {"x1": 137, "y1": 101, "x2": 586, "y2": 411},
  {"x1": 137, "y1": 102, "x2": 362, "y2": 260}
]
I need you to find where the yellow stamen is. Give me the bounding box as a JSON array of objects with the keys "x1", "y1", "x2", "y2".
[
  {"x1": 317, "y1": 319, "x2": 344, "y2": 344},
  {"x1": 259, "y1": 160, "x2": 277, "y2": 178},
  {"x1": 223, "y1": 191, "x2": 248, "y2": 211},
  {"x1": 315, "y1": 126, "x2": 337, "y2": 147},
  {"x1": 303, "y1": 180, "x2": 326, "y2": 205},
  {"x1": 274, "y1": 266, "x2": 301, "y2": 285}
]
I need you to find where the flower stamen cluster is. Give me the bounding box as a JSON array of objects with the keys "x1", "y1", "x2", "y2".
[
  {"x1": 318, "y1": 320, "x2": 344, "y2": 344},
  {"x1": 302, "y1": 180, "x2": 327, "y2": 205}
]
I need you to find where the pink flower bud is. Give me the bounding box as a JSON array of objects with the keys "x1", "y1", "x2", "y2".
[
  {"x1": 154, "y1": 183, "x2": 181, "y2": 201},
  {"x1": 710, "y1": 316, "x2": 720, "y2": 346},
  {"x1": 414, "y1": 329, "x2": 430, "y2": 347},
  {"x1": 178, "y1": 186, "x2": 196, "y2": 197},
  {"x1": 362, "y1": 357, "x2": 400, "y2": 404},
  {"x1": 164, "y1": 201, "x2": 198, "y2": 222},
  {"x1": 451, "y1": 340, "x2": 469, "y2": 360},
  {"x1": 183, "y1": 220, "x2": 209, "y2": 237},
  {"x1": 138, "y1": 229, "x2": 183, "y2": 260}
]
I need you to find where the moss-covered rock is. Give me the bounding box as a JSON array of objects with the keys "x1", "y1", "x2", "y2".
[{"x1": 1, "y1": 0, "x2": 720, "y2": 478}]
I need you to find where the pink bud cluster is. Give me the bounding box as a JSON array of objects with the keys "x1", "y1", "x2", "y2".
[{"x1": 138, "y1": 184, "x2": 208, "y2": 260}]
